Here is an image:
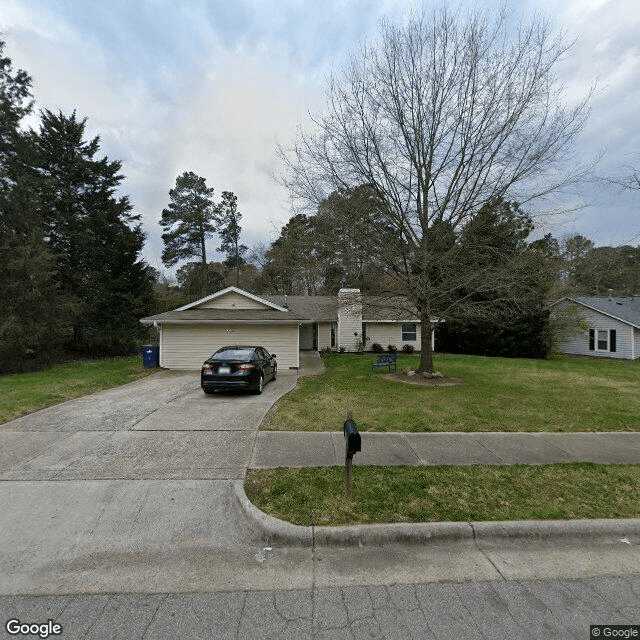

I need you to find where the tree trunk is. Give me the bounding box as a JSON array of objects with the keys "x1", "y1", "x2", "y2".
[
  {"x1": 235, "y1": 237, "x2": 240, "y2": 287},
  {"x1": 417, "y1": 313, "x2": 434, "y2": 374},
  {"x1": 200, "y1": 233, "x2": 207, "y2": 265}
]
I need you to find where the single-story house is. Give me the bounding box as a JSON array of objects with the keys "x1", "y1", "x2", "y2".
[
  {"x1": 550, "y1": 296, "x2": 640, "y2": 360},
  {"x1": 140, "y1": 286, "x2": 430, "y2": 370}
]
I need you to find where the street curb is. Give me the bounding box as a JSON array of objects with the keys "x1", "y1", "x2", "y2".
[
  {"x1": 472, "y1": 519, "x2": 640, "y2": 544},
  {"x1": 313, "y1": 521, "x2": 474, "y2": 546},
  {"x1": 234, "y1": 482, "x2": 640, "y2": 547},
  {"x1": 232, "y1": 481, "x2": 313, "y2": 546}
]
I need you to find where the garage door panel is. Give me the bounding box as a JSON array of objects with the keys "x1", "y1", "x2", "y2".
[{"x1": 160, "y1": 324, "x2": 299, "y2": 370}]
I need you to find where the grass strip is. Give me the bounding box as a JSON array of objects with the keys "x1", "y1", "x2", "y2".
[
  {"x1": 245, "y1": 463, "x2": 640, "y2": 526},
  {"x1": 0, "y1": 357, "x2": 154, "y2": 424},
  {"x1": 263, "y1": 353, "x2": 640, "y2": 432}
]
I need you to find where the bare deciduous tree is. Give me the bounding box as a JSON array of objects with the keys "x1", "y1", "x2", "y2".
[
  {"x1": 279, "y1": 7, "x2": 592, "y2": 373},
  {"x1": 599, "y1": 160, "x2": 640, "y2": 213}
]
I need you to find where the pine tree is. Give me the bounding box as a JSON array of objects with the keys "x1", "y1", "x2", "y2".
[
  {"x1": 33, "y1": 110, "x2": 155, "y2": 355},
  {"x1": 0, "y1": 41, "x2": 71, "y2": 371},
  {"x1": 217, "y1": 191, "x2": 247, "y2": 287},
  {"x1": 160, "y1": 171, "x2": 217, "y2": 267}
]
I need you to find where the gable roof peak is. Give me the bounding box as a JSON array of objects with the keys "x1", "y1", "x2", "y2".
[
  {"x1": 553, "y1": 295, "x2": 640, "y2": 329},
  {"x1": 175, "y1": 286, "x2": 289, "y2": 312}
]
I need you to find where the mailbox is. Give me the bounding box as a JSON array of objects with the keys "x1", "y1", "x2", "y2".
[{"x1": 343, "y1": 418, "x2": 361, "y2": 458}]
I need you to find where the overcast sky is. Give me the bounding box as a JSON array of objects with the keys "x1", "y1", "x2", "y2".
[{"x1": 2, "y1": 0, "x2": 638, "y2": 276}]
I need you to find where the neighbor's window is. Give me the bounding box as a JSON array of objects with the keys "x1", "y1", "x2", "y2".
[
  {"x1": 589, "y1": 329, "x2": 617, "y2": 353},
  {"x1": 402, "y1": 323, "x2": 417, "y2": 341},
  {"x1": 330, "y1": 322, "x2": 337, "y2": 348},
  {"x1": 597, "y1": 330, "x2": 608, "y2": 351}
]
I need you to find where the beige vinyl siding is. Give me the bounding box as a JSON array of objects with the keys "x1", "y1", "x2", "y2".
[
  {"x1": 365, "y1": 322, "x2": 421, "y2": 351},
  {"x1": 198, "y1": 291, "x2": 271, "y2": 310},
  {"x1": 159, "y1": 323, "x2": 299, "y2": 369},
  {"x1": 553, "y1": 300, "x2": 634, "y2": 359},
  {"x1": 318, "y1": 323, "x2": 332, "y2": 350}
]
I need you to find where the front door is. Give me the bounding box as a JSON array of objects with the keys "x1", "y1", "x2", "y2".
[{"x1": 299, "y1": 323, "x2": 315, "y2": 350}]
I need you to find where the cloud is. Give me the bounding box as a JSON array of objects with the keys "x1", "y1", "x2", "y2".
[
  {"x1": 1, "y1": 0, "x2": 639, "y2": 273},
  {"x1": 2, "y1": 0, "x2": 416, "y2": 271}
]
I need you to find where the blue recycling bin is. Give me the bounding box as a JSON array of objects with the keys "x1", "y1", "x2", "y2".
[{"x1": 141, "y1": 345, "x2": 159, "y2": 368}]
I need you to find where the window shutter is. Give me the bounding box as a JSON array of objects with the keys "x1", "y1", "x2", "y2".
[
  {"x1": 610, "y1": 329, "x2": 616, "y2": 353},
  {"x1": 589, "y1": 329, "x2": 595, "y2": 350}
]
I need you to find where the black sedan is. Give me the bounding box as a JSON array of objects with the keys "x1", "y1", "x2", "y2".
[{"x1": 201, "y1": 346, "x2": 277, "y2": 395}]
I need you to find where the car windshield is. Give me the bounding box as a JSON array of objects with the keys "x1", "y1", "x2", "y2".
[{"x1": 212, "y1": 348, "x2": 255, "y2": 360}]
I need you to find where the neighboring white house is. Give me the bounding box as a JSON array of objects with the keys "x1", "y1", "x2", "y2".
[
  {"x1": 550, "y1": 296, "x2": 640, "y2": 360},
  {"x1": 140, "y1": 286, "x2": 428, "y2": 370}
]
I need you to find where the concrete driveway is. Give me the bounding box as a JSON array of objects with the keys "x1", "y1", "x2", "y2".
[
  {"x1": 2, "y1": 370, "x2": 298, "y2": 481},
  {"x1": 0, "y1": 368, "x2": 308, "y2": 595}
]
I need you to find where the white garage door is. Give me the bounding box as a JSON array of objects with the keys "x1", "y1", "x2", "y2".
[{"x1": 159, "y1": 324, "x2": 300, "y2": 369}]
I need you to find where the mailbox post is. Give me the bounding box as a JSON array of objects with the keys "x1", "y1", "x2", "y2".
[{"x1": 343, "y1": 412, "x2": 361, "y2": 500}]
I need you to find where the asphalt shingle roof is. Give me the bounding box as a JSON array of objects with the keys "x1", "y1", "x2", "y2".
[
  {"x1": 264, "y1": 294, "x2": 420, "y2": 322},
  {"x1": 142, "y1": 290, "x2": 421, "y2": 324},
  {"x1": 573, "y1": 296, "x2": 640, "y2": 328},
  {"x1": 140, "y1": 308, "x2": 309, "y2": 324},
  {"x1": 263, "y1": 296, "x2": 338, "y2": 321},
  {"x1": 362, "y1": 296, "x2": 420, "y2": 321}
]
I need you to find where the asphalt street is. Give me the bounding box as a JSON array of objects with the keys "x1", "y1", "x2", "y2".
[{"x1": 2, "y1": 577, "x2": 640, "y2": 639}]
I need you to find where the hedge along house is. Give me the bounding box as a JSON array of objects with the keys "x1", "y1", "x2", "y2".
[
  {"x1": 550, "y1": 296, "x2": 640, "y2": 360},
  {"x1": 140, "y1": 286, "x2": 427, "y2": 370}
]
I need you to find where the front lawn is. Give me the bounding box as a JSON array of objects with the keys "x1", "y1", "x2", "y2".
[
  {"x1": 0, "y1": 356, "x2": 155, "y2": 424},
  {"x1": 263, "y1": 353, "x2": 640, "y2": 432},
  {"x1": 245, "y1": 463, "x2": 640, "y2": 525}
]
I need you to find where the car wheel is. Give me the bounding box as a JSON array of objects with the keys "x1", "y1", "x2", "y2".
[
  {"x1": 272, "y1": 364, "x2": 277, "y2": 381},
  {"x1": 254, "y1": 374, "x2": 264, "y2": 395},
  {"x1": 203, "y1": 388, "x2": 216, "y2": 395}
]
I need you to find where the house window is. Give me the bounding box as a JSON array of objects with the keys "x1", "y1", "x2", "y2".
[
  {"x1": 589, "y1": 329, "x2": 617, "y2": 353},
  {"x1": 597, "y1": 330, "x2": 608, "y2": 351},
  {"x1": 402, "y1": 323, "x2": 417, "y2": 341},
  {"x1": 330, "y1": 322, "x2": 337, "y2": 348}
]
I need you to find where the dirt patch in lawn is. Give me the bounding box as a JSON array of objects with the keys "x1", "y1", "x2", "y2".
[{"x1": 380, "y1": 372, "x2": 466, "y2": 387}]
